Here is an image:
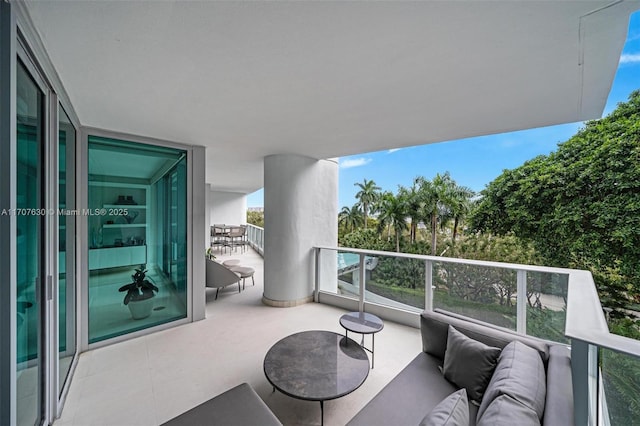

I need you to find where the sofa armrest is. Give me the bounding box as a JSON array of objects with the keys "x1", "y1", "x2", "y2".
[
  {"x1": 543, "y1": 345, "x2": 574, "y2": 426},
  {"x1": 161, "y1": 383, "x2": 282, "y2": 426}
]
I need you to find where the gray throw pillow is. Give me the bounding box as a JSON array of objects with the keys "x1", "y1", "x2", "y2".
[
  {"x1": 476, "y1": 394, "x2": 540, "y2": 426},
  {"x1": 476, "y1": 340, "x2": 546, "y2": 421},
  {"x1": 443, "y1": 325, "x2": 501, "y2": 404},
  {"x1": 419, "y1": 389, "x2": 469, "y2": 426}
]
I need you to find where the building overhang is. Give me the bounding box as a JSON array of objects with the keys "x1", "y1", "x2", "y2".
[{"x1": 22, "y1": 0, "x2": 639, "y2": 192}]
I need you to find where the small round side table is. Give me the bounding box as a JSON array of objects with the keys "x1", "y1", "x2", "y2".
[{"x1": 339, "y1": 311, "x2": 384, "y2": 369}]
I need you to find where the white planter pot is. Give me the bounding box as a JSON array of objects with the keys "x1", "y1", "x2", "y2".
[{"x1": 128, "y1": 298, "x2": 154, "y2": 320}]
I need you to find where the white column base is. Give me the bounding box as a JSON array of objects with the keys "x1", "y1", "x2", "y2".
[{"x1": 262, "y1": 294, "x2": 314, "y2": 307}]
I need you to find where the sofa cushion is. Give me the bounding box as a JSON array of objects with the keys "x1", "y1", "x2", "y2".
[
  {"x1": 421, "y1": 311, "x2": 550, "y2": 365},
  {"x1": 423, "y1": 313, "x2": 451, "y2": 359},
  {"x1": 419, "y1": 389, "x2": 469, "y2": 426},
  {"x1": 476, "y1": 394, "x2": 540, "y2": 426},
  {"x1": 477, "y1": 341, "x2": 546, "y2": 421},
  {"x1": 347, "y1": 352, "x2": 479, "y2": 426},
  {"x1": 443, "y1": 326, "x2": 501, "y2": 404}
]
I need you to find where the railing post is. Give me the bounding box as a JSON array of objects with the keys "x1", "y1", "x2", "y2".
[
  {"x1": 425, "y1": 259, "x2": 433, "y2": 312},
  {"x1": 516, "y1": 269, "x2": 527, "y2": 334},
  {"x1": 314, "y1": 248, "x2": 320, "y2": 302},
  {"x1": 572, "y1": 339, "x2": 598, "y2": 426},
  {"x1": 358, "y1": 254, "x2": 365, "y2": 312}
]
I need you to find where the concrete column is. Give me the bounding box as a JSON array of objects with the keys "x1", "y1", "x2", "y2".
[{"x1": 263, "y1": 154, "x2": 338, "y2": 306}]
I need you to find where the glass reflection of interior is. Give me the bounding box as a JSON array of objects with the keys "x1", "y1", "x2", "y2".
[
  {"x1": 88, "y1": 136, "x2": 187, "y2": 343},
  {"x1": 16, "y1": 59, "x2": 44, "y2": 426},
  {"x1": 58, "y1": 105, "x2": 76, "y2": 396}
]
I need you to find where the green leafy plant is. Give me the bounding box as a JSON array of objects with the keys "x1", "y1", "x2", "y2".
[
  {"x1": 246, "y1": 210, "x2": 264, "y2": 227},
  {"x1": 118, "y1": 265, "x2": 158, "y2": 305},
  {"x1": 206, "y1": 247, "x2": 216, "y2": 259},
  {"x1": 469, "y1": 90, "x2": 640, "y2": 312}
]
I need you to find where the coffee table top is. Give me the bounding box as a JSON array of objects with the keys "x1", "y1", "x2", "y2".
[
  {"x1": 340, "y1": 312, "x2": 384, "y2": 334},
  {"x1": 263, "y1": 330, "x2": 369, "y2": 402}
]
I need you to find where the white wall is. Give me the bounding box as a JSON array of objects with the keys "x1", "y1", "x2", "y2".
[
  {"x1": 208, "y1": 189, "x2": 247, "y2": 226},
  {"x1": 192, "y1": 146, "x2": 206, "y2": 322}
]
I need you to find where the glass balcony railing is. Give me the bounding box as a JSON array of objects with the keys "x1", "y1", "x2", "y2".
[
  {"x1": 245, "y1": 223, "x2": 264, "y2": 255},
  {"x1": 601, "y1": 348, "x2": 640, "y2": 425},
  {"x1": 314, "y1": 246, "x2": 640, "y2": 426}
]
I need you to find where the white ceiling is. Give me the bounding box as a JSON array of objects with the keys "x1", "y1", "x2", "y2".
[{"x1": 23, "y1": 0, "x2": 638, "y2": 193}]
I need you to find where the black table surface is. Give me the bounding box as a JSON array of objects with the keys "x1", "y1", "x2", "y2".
[
  {"x1": 339, "y1": 312, "x2": 384, "y2": 334},
  {"x1": 263, "y1": 330, "x2": 370, "y2": 402}
]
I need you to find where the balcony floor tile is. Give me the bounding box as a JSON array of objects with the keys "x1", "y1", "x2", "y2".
[{"x1": 56, "y1": 247, "x2": 422, "y2": 426}]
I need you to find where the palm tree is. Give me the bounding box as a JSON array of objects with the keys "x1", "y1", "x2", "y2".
[
  {"x1": 396, "y1": 183, "x2": 417, "y2": 243},
  {"x1": 338, "y1": 205, "x2": 364, "y2": 233},
  {"x1": 377, "y1": 192, "x2": 408, "y2": 252},
  {"x1": 448, "y1": 185, "x2": 475, "y2": 243},
  {"x1": 354, "y1": 179, "x2": 381, "y2": 229},
  {"x1": 417, "y1": 172, "x2": 457, "y2": 255}
]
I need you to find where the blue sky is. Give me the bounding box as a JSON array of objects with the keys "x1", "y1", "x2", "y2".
[{"x1": 248, "y1": 11, "x2": 640, "y2": 209}]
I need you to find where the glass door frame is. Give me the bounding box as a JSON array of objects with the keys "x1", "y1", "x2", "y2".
[
  {"x1": 16, "y1": 34, "x2": 51, "y2": 426},
  {"x1": 53, "y1": 103, "x2": 80, "y2": 418},
  {"x1": 0, "y1": 3, "x2": 18, "y2": 424},
  {"x1": 79, "y1": 127, "x2": 203, "y2": 351}
]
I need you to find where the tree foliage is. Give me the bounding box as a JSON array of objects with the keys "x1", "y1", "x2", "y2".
[
  {"x1": 246, "y1": 210, "x2": 264, "y2": 227},
  {"x1": 354, "y1": 179, "x2": 381, "y2": 229},
  {"x1": 338, "y1": 205, "x2": 364, "y2": 237},
  {"x1": 376, "y1": 191, "x2": 408, "y2": 252},
  {"x1": 341, "y1": 172, "x2": 475, "y2": 254},
  {"x1": 470, "y1": 90, "x2": 640, "y2": 308},
  {"x1": 340, "y1": 228, "x2": 390, "y2": 251}
]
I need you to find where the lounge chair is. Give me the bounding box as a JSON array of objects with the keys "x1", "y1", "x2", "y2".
[{"x1": 205, "y1": 257, "x2": 241, "y2": 299}]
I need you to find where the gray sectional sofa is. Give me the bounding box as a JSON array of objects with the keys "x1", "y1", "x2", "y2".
[
  {"x1": 161, "y1": 382, "x2": 282, "y2": 426},
  {"x1": 347, "y1": 310, "x2": 573, "y2": 426},
  {"x1": 163, "y1": 309, "x2": 573, "y2": 426}
]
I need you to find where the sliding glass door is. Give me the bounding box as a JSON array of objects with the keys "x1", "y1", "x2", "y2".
[
  {"x1": 16, "y1": 57, "x2": 45, "y2": 426},
  {"x1": 15, "y1": 47, "x2": 79, "y2": 425}
]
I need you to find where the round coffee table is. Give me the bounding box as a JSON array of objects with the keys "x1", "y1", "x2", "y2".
[
  {"x1": 339, "y1": 312, "x2": 384, "y2": 369},
  {"x1": 263, "y1": 330, "x2": 369, "y2": 425}
]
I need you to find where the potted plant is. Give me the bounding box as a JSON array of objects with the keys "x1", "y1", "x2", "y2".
[
  {"x1": 206, "y1": 247, "x2": 216, "y2": 260},
  {"x1": 118, "y1": 265, "x2": 158, "y2": 319}
]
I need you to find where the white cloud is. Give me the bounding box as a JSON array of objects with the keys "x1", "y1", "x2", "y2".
[
  {"x1": 620, "y1": 53, "x2": 640, "y2": 64},
  {"x1": 387, "y1": 148, "x2": 402, "y2": 154},
  {"x1": 340, "y1": 157, "x2": 372, "y2": 169}
]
